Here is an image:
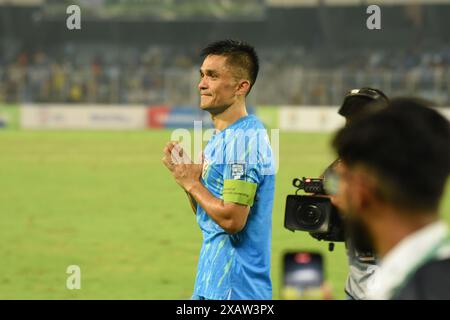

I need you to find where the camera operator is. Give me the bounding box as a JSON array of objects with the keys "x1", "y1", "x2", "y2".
[
  {"x1": 319, "y1": 88, "x2": 390, "y2": 300},
  {"x1": 332, "y1": 98, "x2": 450, "y2": 299}
]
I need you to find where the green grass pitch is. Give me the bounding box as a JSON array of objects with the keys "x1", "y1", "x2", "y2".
[{"x1": 0, "y1": 129, "x2": 449, "y2": 299}]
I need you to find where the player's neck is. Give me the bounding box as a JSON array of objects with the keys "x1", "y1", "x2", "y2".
[{"x1": 212, "y1": 101, "x2": 248, "y2": 131}]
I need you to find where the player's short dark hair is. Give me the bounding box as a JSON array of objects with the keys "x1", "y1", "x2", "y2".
[
  {"x1": 339, "y1": 87, "x2": 389, "y2": 121},
  {"x1": 201, "y1": 39, "x2": 259, "y2": 94},
  {"x1": 333, "y1": 97, "x2": 450, "y2": 212}
]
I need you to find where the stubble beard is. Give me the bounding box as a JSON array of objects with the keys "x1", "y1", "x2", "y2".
[{"x1": 201, "y1": 102, "x2": 232, "y2": 116}]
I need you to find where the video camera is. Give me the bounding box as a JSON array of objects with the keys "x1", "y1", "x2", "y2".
[
  {"x1": 284, "y1": 176, "x2": 376, "y2": 257},
  {"x1": 284, "y1": 177, "x2": 346, "y2": 249}
]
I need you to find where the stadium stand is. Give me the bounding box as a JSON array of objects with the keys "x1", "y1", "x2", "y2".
[{"x1": 0, "y1": 0, "x2": 449, "y2": 106}]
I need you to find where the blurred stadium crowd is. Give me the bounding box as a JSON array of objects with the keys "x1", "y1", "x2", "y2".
[
  {"x1": 0, "y1": 0, "x2": 449, "y2": 107},
  {"x1": 0, "y1": 44, "x2": 449, "y2": 106}
]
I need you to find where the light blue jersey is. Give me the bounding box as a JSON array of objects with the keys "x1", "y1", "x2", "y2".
[{"x1": 193, "y1": 115, "x2": 276, "y2": 300}]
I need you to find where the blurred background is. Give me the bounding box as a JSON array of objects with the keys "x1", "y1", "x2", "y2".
[{"x1": 0, "y1": 0, "x2": 449, "y2": 299}]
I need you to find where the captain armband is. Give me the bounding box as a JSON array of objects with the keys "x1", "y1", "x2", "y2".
[{"x1": 223, "y1": 179, "x2": 257, "y2": 206}]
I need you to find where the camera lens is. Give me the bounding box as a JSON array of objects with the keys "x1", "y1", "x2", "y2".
[{"x1": 297, "y1": 204, "x2": 323, "y2": 228}]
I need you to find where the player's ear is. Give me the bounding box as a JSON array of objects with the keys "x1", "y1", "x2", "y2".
[{"x1": 236, "y1": 80, "x2": 251, "y2": 97}]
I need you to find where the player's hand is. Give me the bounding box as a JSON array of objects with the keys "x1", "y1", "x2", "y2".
[
  {"x1": 162, "y1": 141, "x2": 191, "y2": 169},
  {"x1": 162, "y1": 141, "x2": 178, "y2": 171},
  {"x1": 162, "y1": 142, "x2": 203, "y2": 192}
]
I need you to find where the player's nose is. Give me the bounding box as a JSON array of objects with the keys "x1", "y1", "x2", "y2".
[{"x1": 198, "y1": 78, "x2": 208, "y2": 91}]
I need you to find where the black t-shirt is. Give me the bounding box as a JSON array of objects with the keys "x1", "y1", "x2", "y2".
[{"x1": 392, "y1": 258, "x2": 450, "y2": 300}]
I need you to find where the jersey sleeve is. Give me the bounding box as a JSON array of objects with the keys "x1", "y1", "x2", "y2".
[{"x1": 220, "y1": 130, "x2": 265, "y2": 207}]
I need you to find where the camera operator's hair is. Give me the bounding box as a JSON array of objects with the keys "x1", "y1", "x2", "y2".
[
  {"x1": 201, "y1": 39, "x2": 259, "y2": 95},
  {"x1": 333, "y1": 97, "x2": 450, "y2": 212}
]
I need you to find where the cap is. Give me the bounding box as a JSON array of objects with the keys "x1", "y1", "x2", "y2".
[{"x1": 338, "y1": 87, "x2": 389, "y2": 118}]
